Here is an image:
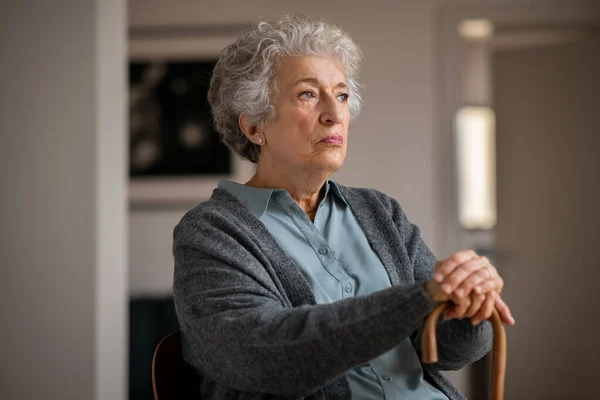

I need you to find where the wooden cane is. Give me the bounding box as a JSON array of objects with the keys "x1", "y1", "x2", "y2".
[{"x1": 421, "y1": 302, "x2": 507, "y2": 400}]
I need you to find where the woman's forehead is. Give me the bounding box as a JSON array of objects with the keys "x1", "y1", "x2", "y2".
[{"x1": 276, "y1": 56, "x2": 347, "y2": 87}]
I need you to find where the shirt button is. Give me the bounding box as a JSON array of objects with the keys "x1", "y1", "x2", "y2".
[
  {"x1": 318, "y1": 248, "x2": 328, "y2": 255},
  {"x1": 382, "y1": 375, "x2": 391, "y2": 381},
  {"x1": 344, "y1": 284, "x2": 353, "y2": 293}
]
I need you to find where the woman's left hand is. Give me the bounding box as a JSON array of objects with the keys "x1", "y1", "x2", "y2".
[
  {"x1": 433, "y1": 251, "x2": 515, "y2": 326},
  {"x1": 444, "y1": 290, "x2": 514, "y2": 326}
]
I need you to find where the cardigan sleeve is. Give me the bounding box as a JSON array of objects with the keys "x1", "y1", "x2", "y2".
[
  {"x1": 172, "y1": 209, "x2": 438, "y2": 397},
  {"x1": 388, "y1": 196, "x2": 494, "y2": 371}
]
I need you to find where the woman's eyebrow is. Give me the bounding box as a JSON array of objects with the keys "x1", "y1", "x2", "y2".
[
  {"x1": 291, "y1": 77, "x2": 320, "y2": 87},
  {"x1": 291, "y1": 77, "x2": 349, "y2": 89}
]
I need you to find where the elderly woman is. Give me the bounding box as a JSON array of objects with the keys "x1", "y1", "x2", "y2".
[{"x1": 173, "y1": 15, "x2": 514, "y2": 400}]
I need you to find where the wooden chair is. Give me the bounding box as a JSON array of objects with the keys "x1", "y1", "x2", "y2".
[{"x1": 152, "y1": 331, "x2": 201, "y2": 400}]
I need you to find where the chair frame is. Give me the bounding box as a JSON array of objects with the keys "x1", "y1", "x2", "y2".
[{"x1": 151, "y1": 331, "x2": 201, "y2": 400}]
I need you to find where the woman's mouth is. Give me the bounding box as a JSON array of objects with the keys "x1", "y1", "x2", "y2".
[{"x1": 319, "y1": 135, "x2": 344, "y2": 146}]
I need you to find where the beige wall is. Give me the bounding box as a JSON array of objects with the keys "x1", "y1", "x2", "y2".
[{"x1": 0, "y1": 1, "x2": 127, "y2": 399}]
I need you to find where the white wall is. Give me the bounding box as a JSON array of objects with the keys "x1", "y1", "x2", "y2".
[
  {"x1": 96, "y1": 1, "x2": 128, "y2": 399},
  {"x1": 0, "y1": 1, "x2": 127, "y2": 399}
]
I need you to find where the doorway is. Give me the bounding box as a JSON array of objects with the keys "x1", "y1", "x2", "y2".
[{"x1": 493, "y1": 28, "x2": 600, "y2": 399}]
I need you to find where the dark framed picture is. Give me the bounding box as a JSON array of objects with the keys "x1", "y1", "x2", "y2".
[{"x1": 128, "y1": 28, "x2": 254, "y2": 205}]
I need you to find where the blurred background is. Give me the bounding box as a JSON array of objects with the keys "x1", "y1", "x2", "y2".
[{"x1": 1, "y1": 0, "x2": 599, "y2": 399}]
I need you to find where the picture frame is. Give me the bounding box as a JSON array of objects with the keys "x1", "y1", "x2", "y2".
[{"x1": 128, "y1": 25, "x2": 255, "y2": 206}]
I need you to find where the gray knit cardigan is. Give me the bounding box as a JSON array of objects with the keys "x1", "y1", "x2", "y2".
[{"x1": 172, "y1": 185, "x2": 493, "y2": 399}]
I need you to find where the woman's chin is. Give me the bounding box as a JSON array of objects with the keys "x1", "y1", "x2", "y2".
[{"x1": 311, "y1": 154, "x2": 345, "y2": 174}]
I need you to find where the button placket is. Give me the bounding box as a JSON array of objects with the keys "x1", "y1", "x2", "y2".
[
  {"x1": 276, "y1": 192, "x2": 352, "y2": 293},
  {"x1": 369, "y1": 358, "x2": 399, "y2": 398}
]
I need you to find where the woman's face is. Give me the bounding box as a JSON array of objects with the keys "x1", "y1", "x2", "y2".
[{"x1": 260, "y1": 56, "x2": 350, "y2": 174}]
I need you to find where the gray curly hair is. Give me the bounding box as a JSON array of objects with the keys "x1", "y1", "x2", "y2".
[{"x1": 207, "y1": 14, "x2": 364, "y2": 163}]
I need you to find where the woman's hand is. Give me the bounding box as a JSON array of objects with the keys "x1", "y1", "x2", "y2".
[
  {"x1": 434, "y1": 250, "x2": 503, "y2": 297},
  {"x1": 445, "y1": 290, "x2": 514, "y2": 326},
  {"x1": 425, "y1": 250, "x2": 515, "y2": 326}
]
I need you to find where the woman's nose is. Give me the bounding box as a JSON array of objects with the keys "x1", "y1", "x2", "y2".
[{"x1": 319, "y1": 97, "x2": 345, "y2": 125}]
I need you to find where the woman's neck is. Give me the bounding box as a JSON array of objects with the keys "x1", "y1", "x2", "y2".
[{"x1": 246, "y1": 160, "x2": 330, "y2": 215}]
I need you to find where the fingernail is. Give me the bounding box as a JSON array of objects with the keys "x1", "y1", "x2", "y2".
[
  {"x1": 434, "y1": 273, "x2": 443, "y2": 282},
  {"x1": 441, "y1": 284, "x2": 451, "y2": 293},
  {"x1": 456, "y1": 288, "x2": 464, "y2": 297},
  {"x1": 472, "y1": 319, "x2": 480, "y2": 326},
  {"x1": 474, "y1": 286, "x2": 482, "y2": 294}
]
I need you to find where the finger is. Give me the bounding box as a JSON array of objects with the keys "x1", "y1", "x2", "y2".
[
  {"x1": 452, "y1": 295, "x2": 472, "y2": 319},
  {"x1": 465, "y1": 294, "x2": 486, "y2": 318},
  {"x1": 434, "y1": 250, "x2": 478, "y2": 282},
  {"x1": 444, "y1": 306, "x2": 456, "y2": 320},
  {"x1": 440, "y1": 256, "x2": 490, "y2": 295},
  {"x1": 455, "y1": 267, "x2": 494, "y2": 298},
  {"x1": 472, "y1": 292, "x2": 495, "y2": 325},
  {"x1": 473, "y1": 274, "x2": 504, "y2": 295},
  {"x1": 494, "y1": 294, "x2": 516, "y2": 325},
  {"x1": 451, "y1": 249, "x2": 479, "y2": 265},
  {"x1": 434, "y1": 261, "x2": 453, "y2": 282}
]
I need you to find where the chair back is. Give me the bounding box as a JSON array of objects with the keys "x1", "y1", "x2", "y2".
[{"x1": 152, "y1": 331, "x2": 201, "y2": 400}]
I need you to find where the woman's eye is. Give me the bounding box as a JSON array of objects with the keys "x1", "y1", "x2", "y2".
[
  {"x1": 337, "y1": 93, "x2": 349, "y2": 102},
  {"x1": 300, "y1": 91, "x2": 316, "y2": 99}
]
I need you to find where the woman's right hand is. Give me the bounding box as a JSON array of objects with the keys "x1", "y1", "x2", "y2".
[{"x1": 425, "y1": 250, "x2": 515, "y2": 326}]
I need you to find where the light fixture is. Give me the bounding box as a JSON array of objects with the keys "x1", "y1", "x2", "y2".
[
  {"x1": 458, "y1": 19, "x2": 494, "y2": 40},
  {"x1": 455, "y1": 106, "x2": 497, "y2": 230}
]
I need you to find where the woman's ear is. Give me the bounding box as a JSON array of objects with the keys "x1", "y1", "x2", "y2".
[{"x1": 239, "y1": 114, "x2": 260, "y2": 143}]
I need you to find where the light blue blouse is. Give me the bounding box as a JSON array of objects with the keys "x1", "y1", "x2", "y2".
[{"x1": 218, "y1": 180, "x2": 447, "y2": 400}]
